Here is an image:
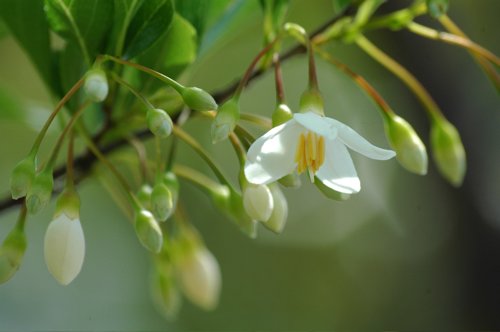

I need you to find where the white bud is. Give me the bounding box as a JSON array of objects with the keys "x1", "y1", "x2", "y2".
[
  {"x1": 84, "y1": 69, "x2": 109, "y2": 102},
  {"x1": 243, "y1": 184, "x2": 274, "y2": 222},
  {"x1": 176, "y1": 247, "x2": 221, "y2": 311},
  {"x1": 264, "y1": 183, "x2": 288, "y2": 234},
  {"x1": 44, "y1": 213, "x2": 85, "y2": 285}
]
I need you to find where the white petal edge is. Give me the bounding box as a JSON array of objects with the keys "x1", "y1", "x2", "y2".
[
  {"x1": 245, "y1": 120, "x2": 303, "y2": 184},
  {"x1": 293, "y1": 112, "x2": 337, "y2": 140},
  {"x1": 324, "y1": 117, "x2": 396, "y2": 160},
  {"x1": 44, "y1": 214, "x2": 85, "y2": 285},
  {"x1": 316, "y1": 139, "x2": 361, "y2": 194}
]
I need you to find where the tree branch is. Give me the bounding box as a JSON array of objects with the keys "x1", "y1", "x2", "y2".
[{"x1": 0, "y1": 10, "x2": 352, "y2": 214}]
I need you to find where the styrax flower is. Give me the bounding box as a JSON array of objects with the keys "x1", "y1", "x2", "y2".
[{"x1": 245, "y1": 112, "x2": 396, "y2": 194}]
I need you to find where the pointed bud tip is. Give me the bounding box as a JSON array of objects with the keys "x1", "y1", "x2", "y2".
[{"x1": 181, "y1": 87, "x2": 218, "y2": 112}]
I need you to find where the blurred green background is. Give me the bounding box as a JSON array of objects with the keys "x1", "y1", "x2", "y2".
[{"x1": 0, "y1": 0, "x2": 499, "y2": 330}]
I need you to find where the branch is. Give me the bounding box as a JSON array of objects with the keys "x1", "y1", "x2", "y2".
[{"x1": 0, "y1": 10, "x2": 352, "y2": 214}]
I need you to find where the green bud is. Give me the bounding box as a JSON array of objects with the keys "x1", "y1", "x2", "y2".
[
  {"x1": 384, "y1": 114, "x2": 428, "y2": 175},
  {"x1": 242, "y1": 184, "x2": 274, "y2": 222},
  {"x1": 135, "y1": 209, "x2": 163, "y2": 253},
  {"x1": 151, "y1": 182, "x2": 174, "y2": 222},
  {"x1": 136, "y1": 184, "x2": 153, "y2": 210},
  {"x1": 299, "y1": 88, "x2": 324, "y2": 115},
  {"x1": 211, "y1": 185, "x2": 257, "y2": 238},
  {"x1": 147, "y1": 108, "x2": 173, "y2": 138},
  {"x1": 263, "y1": 183, "x2": 288, "y2": 234},
  {"x1": 55, "y1": 189, "x2": 81, "y2": 220},
  {"x1": 150, "y1": 263, "x2": 181, "y2": 319},
  {"x1": 10, "y1": 155, "x2": 37, "y2": 199},
  {"x1": 283, "y1": 22, "x2": 307, "y2": 43},
  {"x1": 272, "y1": 103, "x2": 293, "y2": 127},
  {"x1": 181, "y1": 87, "x2": 218, "y2": 112},
  {"x1": 84, "y1": 68, "x2": 109, "y2": 102},
  {"x1": 426, "y1": 0, "x2": 449, "y2": 19},
  {"x1": 163, "y1": 172, "x2": 179, "y2": 207},
  {"x1": 430, "y1": 118, "x2": 466, "y2": 187},
  {"x1": 26, "y1": 168, "x2": 54, "y2": 214},
  {"x1": 0, "y1": 224, "x2": 27, "y2": 284},
  {"x1": 211, "y1": 98, "x2": 240, "y2": 144},
  {"x1": 315, "y1": 179, "x2": 351, "y2": 201},
  {"x1": 278, "y1": 172, "x2": 302, "y2": 188}
]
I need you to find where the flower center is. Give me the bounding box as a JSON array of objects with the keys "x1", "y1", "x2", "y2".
[{"x1": 294, "y1": 131, "x2": 325, "y2": 181}]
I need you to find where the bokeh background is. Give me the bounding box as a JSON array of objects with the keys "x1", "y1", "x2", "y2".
[{"x1": 0, "y1": 0, "x2": 499, "y2": 330}]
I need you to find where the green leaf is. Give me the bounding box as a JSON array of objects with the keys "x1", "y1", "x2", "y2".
[
  {"x1": 44, "y1": 0, "x2": 114, "y2": 63},
  {"x1": 0, "y1": 85, "x2": 23, "y2": 120},
  {"x1": 123, "y1": 0, "x2": 174, "y2": 59},
  {"x1": 108, "y1": 0, "x2": 142, "y2": 56},
  {"x1": 174, "y1": 0, "x2": 209, "y2": 39},
  {"x1": 0, "y1": 0, "x2": 58, "y2": 93},
  {"x1": 139, "y1": 14, "x2": 197, "y2": 79}
]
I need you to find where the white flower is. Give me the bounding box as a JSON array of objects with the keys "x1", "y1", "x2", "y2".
[
  {"x1": 44, "y1": 213, "x2": 85, "y2": 285},
  {"x1": 176, "y1": 247, "x2": 221, "y2": 311},
  {"x1": 245, "y1": 112, "x2": 396, "y2": 194}
]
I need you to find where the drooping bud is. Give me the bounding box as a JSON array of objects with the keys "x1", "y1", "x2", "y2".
[
  {"x1": 315, "y1": 179, "x2": 351, "y2": 201},
  {"x1": 284, "y1": 22, "x2": 307, "y2": 43},
  {"x1": 430, "y1": 118, "x2": 466, "y2": 187},
  {"x1": 181, "y1": 87, "x2": 218, "y2": 112},
  {"x1": 426, "y1": 0, "x2": 449, "y2": 19},
  {"x1": 151, "y1": 182, "x2": 174, "y2": 222},
  {"x1": 299, "y1": 88, "x2": 324, "y2": 115},
  {"x1": 44, "y1": 190, "x2": 85, "y2": 285},
  {"x1": 134, "y1": 209, "x2": 163, "y2": 253},
  {"x1": 26, "y1": 167, "x2": 54, "y2": 214},
  {"x1": 10, "y1": 155, "x2": 37, "y2": 199},
  {"x1": 211, "y1": 185, "x2": 258, "y2": 238},
  {"x1": 84, "y1": 68, "x2": 109, "y2": 102},
  {"x1": 243, "y1": 184, "x2": 274, "y2": 222},
  {"x1": 263, "y1": 183, "x2": 288, "y2": 234},
  {"x1": 136, "y1": 184, "x2": 153, "y2": 210},
  {"x1": 150, "y1": 262, "x2": 181, "y2": 319},
  {"x1": 163, "y1": 171, "x2": 179, "y2": 208},
  {"x1": 384, "y1": 114, "x2": 428, "y2": 175},
  {"x1": 272, "y1": 103, "x2": 293, "y2": 127},
  {"x1": 147, "y1": 108, "x2": 173, "y2": 138},
  {"x1": 0, "y1": 223, "x2": 27, "y2": 284},
  {"x1": 211, "y1": 98, "x2": 240, "y2": 144}
]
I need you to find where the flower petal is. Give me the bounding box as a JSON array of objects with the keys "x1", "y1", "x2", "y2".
[
  {"x1": 316, "y1": 139, "x2": 361, "y2": 194},
  {"x1": 245, "y1": 120, "x2": 303, "y2": 184},
  {"x1": 324, "y1": 117, "x2": 396, "y2": 160},
  {"x1": 294, "y1": 112, "x2": 337, "y2": 140}
]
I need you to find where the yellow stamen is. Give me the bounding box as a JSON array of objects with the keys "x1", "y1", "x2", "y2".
[{"x1": 294, "y1": 131, "x2": 326, "y2": 181}]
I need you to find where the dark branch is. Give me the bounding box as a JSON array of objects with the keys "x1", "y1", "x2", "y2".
[{"x1": 0, "y1": 10, "x2": 353, "y2": 214}]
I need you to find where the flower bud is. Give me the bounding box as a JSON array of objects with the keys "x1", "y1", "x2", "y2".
[
  {"x1": 26, "y1": 168, "x2": 54, "y2": 214},
  {"x1": 272, "y1": 103, "x2": 293, "y2": 127},
  {"x1": 243, "y1": 184, "x2": 274, "y2": 222},
  {"x1": 175, "y1": 246, "x2": 221, "y2": 311},
  {"x1": 10, "y1": 155, "x2": 37, "y2": 199},
  {"x1": 299, "y1": 88, "x2": 324, "y2": 115},
  {"x1": 163, "y1": 171, "x2": 179, "y2": 207},
  {"x1": 384, "y1": 114, "x2": 428, "y2": 175},
  {"x1": 211, "y1": 98, "x2": 240, "y2": 144},
  {"x1": 315, "y1": 179, "x2": 351, "y2": 201},
  {"x1": 150, "y1": 263, "x2": 181, "y2": 319},
  {"x1": 44, "y1": 192, "x2": 85, "y2": 285},
  {"x1": 430, "y1": 118, "x2": 466, "y2": 187},
  {"x1": 212, "y1": 186, "x2": 258, "y2": 238},
  {"x1": 147, "y1": 108, "x2": 173, "y2": 138},
  {"x1": 151, "y1": 182, "x2": 174, "y2": 222},
  {"x1": 181, "y1": 87, "x2": 218, "y2": 112},
  {"x1": 0, "y1": 224, "x2": 27, "y2": 284},
  {"x1": 263, "y1": 183, "x2": 288, "y2": 234},
  {"x1": 284, "y1": 22, "x2": 307, "y2": 43},
  {"x1": 136, "y1": 184, "x2": 153, "y2": 210},
  {"x1": 84, "y1": 68, "x2": 109, "y2": 102},
  {"x1": 134, "y1": 209, "x2": 163, "y2": 253},
  {"x1": 426, "y1": 0, "x2": 449, "y2": 19}
]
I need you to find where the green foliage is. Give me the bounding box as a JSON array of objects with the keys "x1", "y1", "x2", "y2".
[
  {"x1": 0, "y1": 0, "x2": 57, "y2": 93},
  {"x1": 123, "y1": 0, "x2": 174, "y2": 59}
]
